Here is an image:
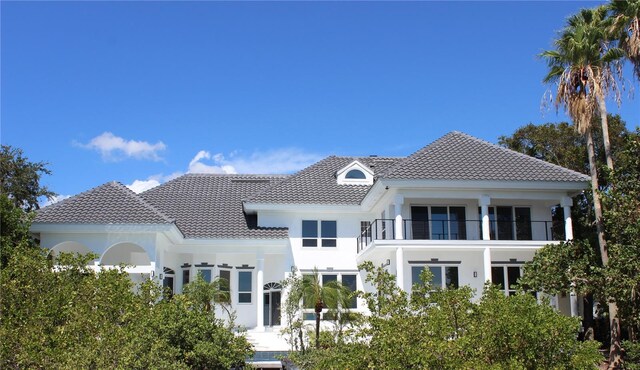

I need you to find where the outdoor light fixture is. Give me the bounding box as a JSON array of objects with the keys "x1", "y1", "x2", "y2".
[
  {"x1": 473, "y1": 271, "x2": 478, "y2": 278},
  {"x1": 382, "y1": 259, "x2": 391, "y2": 267}
]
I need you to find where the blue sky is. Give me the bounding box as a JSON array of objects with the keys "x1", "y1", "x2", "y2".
[{"x1": 2, "y1": 1, "x2": 639, "y2": 204}]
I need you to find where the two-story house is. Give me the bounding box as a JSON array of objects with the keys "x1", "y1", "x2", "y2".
[{"x1": 30, "y1": 131, "x2": 589, "y2": 367}]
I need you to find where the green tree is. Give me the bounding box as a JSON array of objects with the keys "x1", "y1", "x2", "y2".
[
  {"x1": 0, "y1": 145, "x2": 55, "y2": 211},
  {"x1": 608, "y1": 0, "x2": 640, "y2": 81},
  {"x1": 541, "y1": 7, "x2": 625, "y2": 364}
]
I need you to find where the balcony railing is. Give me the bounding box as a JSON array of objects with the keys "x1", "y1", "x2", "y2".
[{"x1": 356, "y1": 218, "x2": 564, "y2": 253}]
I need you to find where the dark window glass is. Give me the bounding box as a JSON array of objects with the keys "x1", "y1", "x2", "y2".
[
  {"x1": 199, "y1": 269, "x2": 211, "y2": 283},
  {"x1": 302, "y1": 275, "x2": 314, "y2": 308},
  {"x1": 445, "y1": 267, "x2": 459, "y2": 288},
  {"x1": 163, "y1": 276, "x2": 174, "y2": 297},
  {"x1": 322, "y1": 274, "x2": 337, "y2": 285},
  {"x1": 342, "y1": 274, "x2": 357, "y2": 308},
  {"x1": 508, "y1": 267, "x2": 521, "y2": 291},
  {"x1": 497, "y1": 206, "x2": 514, "y2": 240},
  {"x1": 411, "y1": 266, "x2": 424, "y2": 286},
  {"x1": 321, "y1": 221, "x2": 337, "y2": 247},
  {"x1": 491, "y1": 266, "x2": 504, "y2": 289},
  {"x1": 183, "y1": 269, "x2": 190, "y2": 285},
  {"x1": 449, "y1": 207, "x2": 467, "y2": 240},
  {"x1": 360, "y1": 221, "x2": 371, "y2": 239},
  {"x1": 411, "y1": 206, "x2": 429, "y2": 240},
  {"x1": 302, "y1": 220, "x2": 318, "y2": 247},
  {"x1": 515, "y1": 207, "x2": 532, "y2": 240},
  {"x1": 345, "y1": 169, "x2": 366, "y2": 179},
  {"x1": 219, "y1": 270, "x2": 230, "y2": 292},
  {"x1": 431, "y1": 207, "x2": 449, "y2": 240},
  {"x1": 238, "y1": 271, "x2": 252, "y2": 303},
  {"x1": 429, "y1": 266, "x2": 443, "y2": 288},
  {"x1": 303, "y1": 312, "x2": 316, "y2": 321}
]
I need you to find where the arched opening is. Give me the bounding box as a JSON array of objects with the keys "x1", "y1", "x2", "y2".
[
  {"x1": 48, "y1": 241, "x2": 94, "y2": 261},
  {"x1": 263, "y1": 282, "x2": 282, "y2": 327},
  {"x1": 100, "y1": 242, "x2": 151, "y2": 266},
  {"x1": 345, "y1": 169, "x2": 366, "y2": 179},
  {"x1": 163, "y1": 267, "x2": 176, "y2": 298}
]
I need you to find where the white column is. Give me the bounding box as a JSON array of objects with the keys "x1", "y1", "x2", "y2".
[
  {"x1": 561, "y1": 196, "x2": 574, "y2": 241},
  {"x1": 396, "y1": 247, "x2": 404, "y2": 290},
  {"x1": 479, "y1": 195, "x2": 491, "y2": 240},
  {"x1": 256, "y1": 256, "x2": 265, "y2": 330},
  {"x1": 394, "y1": 195, "x2": 404, "y2": 240},
  {"x1": 483, "y1": 247, "x2": 492, "y2": 283}
]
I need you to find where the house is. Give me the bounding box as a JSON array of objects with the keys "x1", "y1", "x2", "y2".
[{"x1": 30, "y1": 131, "x2": 589, "y2": 366}]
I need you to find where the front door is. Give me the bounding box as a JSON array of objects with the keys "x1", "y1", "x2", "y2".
[{"x1": 263, "y1": 283, "x2": 282, "y2": 327}]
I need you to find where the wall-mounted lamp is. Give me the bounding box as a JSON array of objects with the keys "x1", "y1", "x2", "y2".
[
  {"x1": 473, "y1": 271, "x2": 478, "y2": 278},
  {"x1": 150, "y1": 270, "x2": 155, "y2": 278},
  {"x1": 382, "y1": 259, "x2": 391, "y2": 267},
  {"x1": 159, "y1": 273, "x2": 164, "y2": 280},
  {"x1": 290, "y1": 265, "x2": 297, "y2": 273}
]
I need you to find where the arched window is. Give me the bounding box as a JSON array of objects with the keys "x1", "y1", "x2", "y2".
[{"x1": 345, "y1": 169, "x2": 366, "y2": 179}]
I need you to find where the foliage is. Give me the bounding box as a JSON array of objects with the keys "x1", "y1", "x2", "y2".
[
  {"x1": 289, "y1": 262, "x2": 601, "y2": 370},
  {"x1": 0, "y1": 246, "x2": 252, "y2": 369},
  {"x1": 0, "y1": 144, "x2": 55, "y2": 212},
  {"x1": 608, "y1": 0, "x2": 640, "y2": 80}
]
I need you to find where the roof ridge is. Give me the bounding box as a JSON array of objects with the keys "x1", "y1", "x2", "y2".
[{"x1": 110, "y1": 181, "x2": 177, "y2": 223}]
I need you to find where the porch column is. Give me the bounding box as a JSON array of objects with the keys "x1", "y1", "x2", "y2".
[
  {"x1": 561, "y1": 196, "x2": 574, "y2": 241},
  {"x1": 479, "y1": 195, "x2": 491, "y2": 240},
  {"x1": 396, "y1": 247, "x2": 404, "y2": 290},
  {"x1": 256, "y1": 256, "x2": 265, "y2": 331},
  {"x1": 483, "y1": 247, "x2": 492, "y2": 283},
  {"x1": 394, "y1": 195, "x2": 404, "y2": 240}
]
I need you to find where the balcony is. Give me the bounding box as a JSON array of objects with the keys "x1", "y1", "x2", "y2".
[{"x1": 356, "y1": 218, "x2": 564, "y2": 253}]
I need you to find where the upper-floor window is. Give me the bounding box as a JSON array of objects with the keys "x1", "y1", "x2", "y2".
[
  {"x1": 302, "y1": 220, "x2": 337, "y2": 247},
  {"x1": 345, "y1": 169, "x2": 366, "y2": 179},
  {"x1": 479, "y1": 206, "x2": 532, "y2": 240},
  {"x1": 410, "y1": 206, "x2": 467, "y2": 240}
]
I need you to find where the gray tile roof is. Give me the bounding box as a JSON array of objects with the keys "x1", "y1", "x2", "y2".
[
  {"x1": 381, "y1": 131, "x2": 591, "y2": 182},
  {"x1": 140, "y1": 174, "x2": 289, "y2": 239},
  {"x1": 34, "y1": 181, "x2": 175, "y2": 225},
  {"x1": 245, "y1": 156, "x2": 402, "y2": 205}
]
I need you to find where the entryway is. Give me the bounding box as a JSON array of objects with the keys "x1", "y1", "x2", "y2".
[{"x1": 263, "y1": 282, "x2": 281, "y2": 327}]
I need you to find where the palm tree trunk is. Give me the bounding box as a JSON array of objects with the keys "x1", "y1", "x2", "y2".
[
  {"x1": 315, "y1": 311, "x2": 321, "y2": 349},
  {"x1": 597, "y1": 97, "x2": 614, "y2": 170},
  {"x1": 586, "y1": 130, "x2": 622, "y2": 368}
]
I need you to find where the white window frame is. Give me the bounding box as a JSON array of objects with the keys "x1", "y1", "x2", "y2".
[
  {"x1": 491, "y1": 264, "x2": 523, "y2": 296},
  {"x1": 238, "y1": 270, "x2": 252, "y2": 304},
  {"x1": 302, "y1": 220, "x2": 337, "y2": 248},
  {"x1": 301, "y1": 272, "x2": 359, "y2": 321},
  {"x1": 411, "y1": 264, "x2": 460, "y2": 290}
]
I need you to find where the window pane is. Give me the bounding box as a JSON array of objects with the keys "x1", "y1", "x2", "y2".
[
  {"x1": 360, "y1": 221, "x2": 371, "y2": 238},
  {"x1": 497, "y1": 206, "x2": 514, "y2": 240},
  {"x1": 445, "y1": 267, "x2": 459, "y2": 288},
  {"x1": 321, "y1": 239, "x2": 337, "y2": 247},
  {"x1": 411, "y1": 206, "x2": 429, "y2": 240},
  {"x1": 303, "y1": 312, "x2": 316, "y2": 321},
  {"x1": 342, "y1": 274, "x2": 357, "y2": 309},
  {"x1": 322, "y1": 274, "x2": 337, "y2": 285},
  {"x1": 219, "y1": 270, "x2": 231, "y2": 291},
  {"x1": 345, "y1": 169, "x2": 366, "y2": 179},
  {"x1": 508, "y1": 267, "x2": 521, "y2": 290},
  {"x1": 183, "y1": 269, "x2": 190, "y2": 285},
  {"x1": 515, "y1": 207, "x2": 532, "y2": 240},
  {"x1": 431, "y1": 207, "x2": 448, "y2": 240},
  {"x1": 429, "y1": 266, "x2": 443, "y2": 288},
  {"x1": 239, "y1": 292, "x2": 251, "y2": 303},
  {"x1": 302, "y1": 220, "x2": 318, "y2": 238},
  {"x1": 199, "y1": 269, "x2": 211, "y2": 283},
  {"x1": 321, "y1": 221, "x2": 337, "y2": 238},
  {"x1": 302, "y1": 239, "x2": 318, "y2": 247},
  {"x1": 449, "y1": 207, "x2": 467, "y2": 240},
  {"x1": 239, "y1": 271, "x2": 252, "y2": 292},
  {"x1": 491, "y1": 266, "x2": 504, "y2": 289},
  {"x1": 411, "y1": 266, "x2": 424, "y2": 286},
  {"x1": 302, "y1": 275, "x2": 314, "y2": 308}
]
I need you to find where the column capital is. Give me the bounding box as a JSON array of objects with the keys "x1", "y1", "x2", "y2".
[
  {"x1": 560, "y1": 196, "x2": 573, "y2": 208},
  {"x1": 479, "y1": 195, "x2": 491, "y2": 206}
]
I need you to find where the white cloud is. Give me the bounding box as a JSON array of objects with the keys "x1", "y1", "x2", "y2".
[
  {"x1": 77, "y1": 132, "x2": 166, "y2": 161},
  {"x1": 126, "y1": 179, "x2": 161, "y2": 193},
  {"x1": 40, "y1": 194, "x2": 72, "y2": 208},
  {"x1": 187, "y1": 148, "x2": 321, "y2": 175}
]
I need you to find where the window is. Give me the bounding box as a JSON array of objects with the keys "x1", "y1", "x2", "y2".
[
  {"x1": 342, "y1": 274, "x2": 358, "y2": 309},
  {"x1": 492, "y1": 266, "x2": 521, "y2": 296},
  {"x1": 302, "y1": 272, "x2": 358, "y2": 320},
  {"x1": 302, "y1": 220, "x2": 337, "y2": 247},
  {"x1": 238, "y1": 271, "x2": 252, "y2": 303},
  {"x1": 479, "y1": 206, "x2": 532, "y2": 240},
  {"x1": 182, "y1": 269, "x2": 190, "y2": 285},
  {"x1": 410, "y1": 206, "x2": 467, "y2": 240},
  {"x1": 411, "y1": 265, "x2": 459, "y2": 289},
  {"x1": 199, "y1": 269, "x2": 212, "y2": 283},
  {"x1": 360, "y1": 221, "x2": 371, "y2": 239},
  {"x1": 219, "y1": 269, "x2": 231, "y2": 293},
  {"x1": 345, "y1": 169, "x2": 366, "y2": 179}
]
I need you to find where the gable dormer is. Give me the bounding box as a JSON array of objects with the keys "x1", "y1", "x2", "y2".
[{"x1": 336, "y1": 160, "x2": 374, "y2": 185}]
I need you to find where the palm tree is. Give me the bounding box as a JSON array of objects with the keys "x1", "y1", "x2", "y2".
[
  {"x1": 541, "y1": 6, "x2": 623, "y2": 368},
  {"x1": 182, "y1": 273, "x2": 233, "y2": 319},
  {"x1": 609, "y1": 0, "x2": 640, "y2": 81},
  {"x1": 295, "y1": 268, "x2": 352, "y2": 349}
]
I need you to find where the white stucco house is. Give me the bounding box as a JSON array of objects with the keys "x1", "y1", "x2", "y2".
[{"x1": 30, "y1": 131, "x2": 589, "y2": 367}]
